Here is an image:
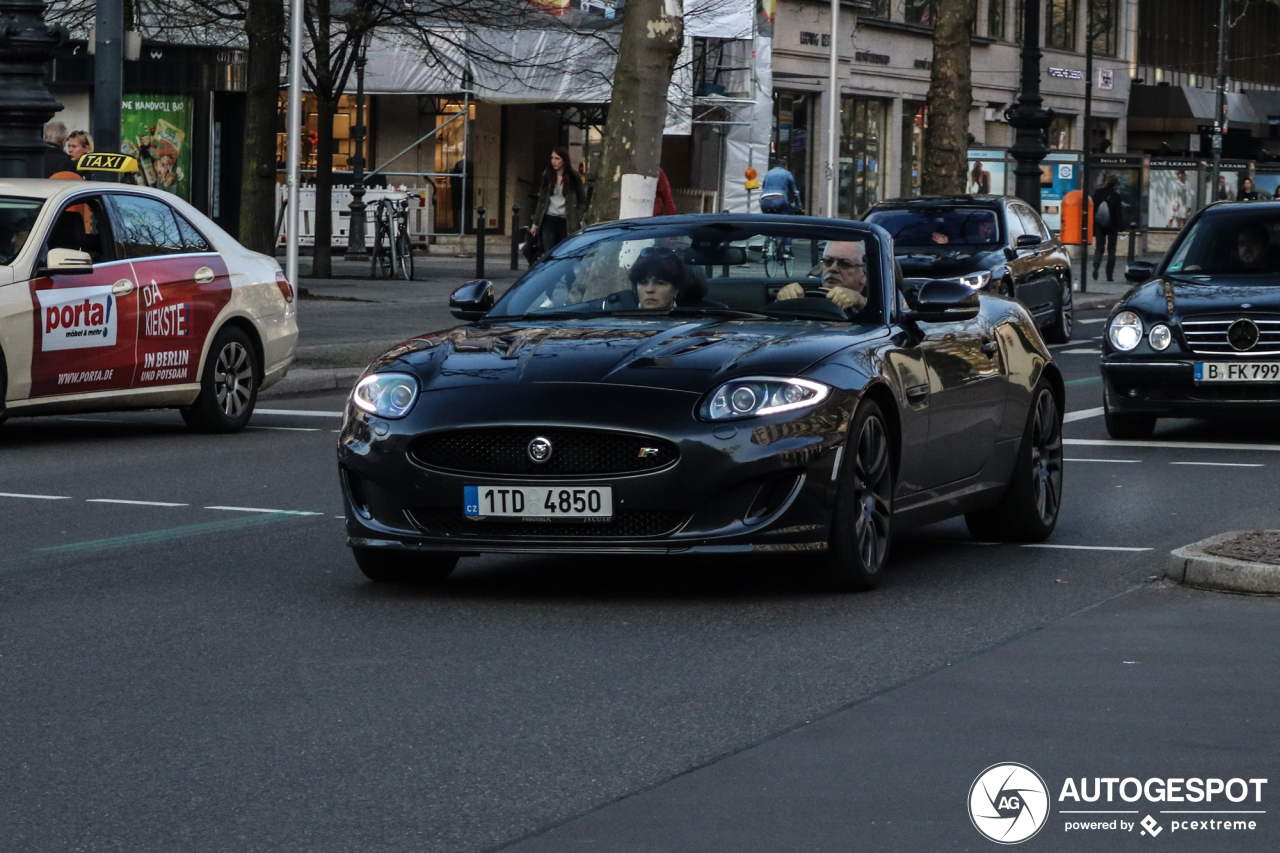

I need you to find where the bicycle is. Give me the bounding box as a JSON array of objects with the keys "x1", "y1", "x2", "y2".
[
  {"x1": 370, "y1": 193, "x2": 417, "y2": 280},
  {"x1": 761, "y1": 235, "x2": 793, "y2": 278}
]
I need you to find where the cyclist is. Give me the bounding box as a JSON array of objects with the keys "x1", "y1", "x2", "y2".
[{"x1": 759, "y1": 159, "x2": 802, "y2": 217}]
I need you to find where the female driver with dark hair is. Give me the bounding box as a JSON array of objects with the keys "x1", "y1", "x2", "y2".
[{"x1": 628, "y1": 248, "x2": 688, "y2": 309}]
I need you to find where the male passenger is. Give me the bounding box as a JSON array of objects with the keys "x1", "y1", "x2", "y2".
[
  {"x1": 776, "y1": 240, "x2": 869, "y2": 312},
  {"x1": 1237, "y1": 224, "x2": 1273, "y2": 270}
]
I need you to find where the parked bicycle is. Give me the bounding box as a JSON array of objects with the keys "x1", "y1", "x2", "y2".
[{"x1": 370, "y1": 193, "x2": 419, "y2": 280}]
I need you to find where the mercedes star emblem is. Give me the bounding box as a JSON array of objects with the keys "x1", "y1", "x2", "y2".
[
  {"x1": 527, "y1": 436, "x2": 553, "y2": 463},
  {"x1": 1228, "y1": 318, "x2": 1260, "y2": 352}
]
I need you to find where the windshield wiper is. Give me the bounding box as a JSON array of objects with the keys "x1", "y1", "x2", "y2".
[
  {"x1": 611, "y1": 307, "x2": 769, "y2": 320},
  {"x1": 485, "y1": 310, "x2": 605, "y2": 321}
]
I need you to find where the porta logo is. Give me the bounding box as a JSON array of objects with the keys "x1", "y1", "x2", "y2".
[
  {"x1": 969, "y1": 763, "x2": 1050, "y2": 844},
  {"x1": 36, "y1": 286, "x2": 118, "y2": 351}
]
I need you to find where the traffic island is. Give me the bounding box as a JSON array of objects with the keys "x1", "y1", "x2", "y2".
[{"x1": 1168, "y1": 530, "x2": 1280, "y2": 594}]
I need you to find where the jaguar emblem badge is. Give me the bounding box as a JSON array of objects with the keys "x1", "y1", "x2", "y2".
[
  {"x1": 527, "y1": 436, "x2": 553, "y2": 464},
  {"x1": 1228, "y1": 318, "x2": 1260, "y2": 352}
]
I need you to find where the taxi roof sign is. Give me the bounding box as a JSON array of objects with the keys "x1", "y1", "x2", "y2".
[{"x1": 76, "y1": 153, "x2": 139, "y2": 173}]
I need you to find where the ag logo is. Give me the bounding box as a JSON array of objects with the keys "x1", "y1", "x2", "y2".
[{"x1": 969, "y1": 763, "x2": 1050, "y2": 844}]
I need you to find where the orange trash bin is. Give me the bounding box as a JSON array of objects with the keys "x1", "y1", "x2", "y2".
[{"x1": 1060, "y1": 190, "x2": 1094, "y2": 245}]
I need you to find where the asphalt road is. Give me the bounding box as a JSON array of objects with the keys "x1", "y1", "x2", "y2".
[{"x1": 1, "y1": 306, "x2": 1277, "y2": 852}]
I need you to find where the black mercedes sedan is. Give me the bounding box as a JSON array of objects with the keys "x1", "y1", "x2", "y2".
[
  {"x1": 337, "y1": 215, "x2": 1065, "y2": 591},
  {"x1": 863, "y1": 196, "x2": 1075, "y2": 344},
  {"x1": 1102, "y1": 201, "x2": 1280, "y2": 439}
]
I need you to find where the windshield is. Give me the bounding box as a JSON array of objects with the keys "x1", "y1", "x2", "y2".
[
  {"x1": 0, "y1": 196, "x2": 45, "y2": 265},
  {"x1": 488, "y1": 222, "x2": 884, "y2": 324},
  {"x1": 1166, "y1": 210, "x2": 1280, "y2": 277},
  {"x1": 864, "y1": 206, "x2": 1001, "y2": 248}
]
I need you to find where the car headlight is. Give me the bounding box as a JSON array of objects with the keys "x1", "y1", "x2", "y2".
[
  {"x1": 1108, "y1": 311, "x2": 1144, "y2": 351},
  {"x1": 1149, "y1": 323, "x2": 1173, "y2": 351},
  {"x1": 353, "y1": 372, "x2": 419, "y2": 418},
  {"x1": 703, "y1": 377, "x2": 830, "y2": 420},
  {"x1": 953, "y1": 270, "x2": 992, "y2": 289}
]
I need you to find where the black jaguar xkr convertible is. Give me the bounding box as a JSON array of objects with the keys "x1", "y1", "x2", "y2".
[{"x1": 337, "y1": 215, "x2": 1064, "y2": 591}]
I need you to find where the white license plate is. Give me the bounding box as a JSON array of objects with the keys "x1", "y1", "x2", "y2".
[
  {"x1": 1195, "y1": 362, "x2": 1280, "y2": 383},
  {"x1": 464, "y1": 485, "x2": 614, "y2": 519}
]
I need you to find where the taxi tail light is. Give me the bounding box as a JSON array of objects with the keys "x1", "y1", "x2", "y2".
[{"x1": 275, "y1": 272, "x2": 295, "y2": 303}]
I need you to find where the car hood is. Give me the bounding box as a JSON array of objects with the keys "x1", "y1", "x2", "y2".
[
  {"x1": 369, "y1": 317, "x2": 881, "y2": 394},
  {"x1": 1124, "y1": 276, "x2": 1280, "y2": 318},
  {"x1": 895, "y1": 248, "x2": 1003, "y2": 279}
]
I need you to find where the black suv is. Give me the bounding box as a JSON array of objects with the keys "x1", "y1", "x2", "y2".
[{"x1": 863, "y1": 195, "x2": 1074, "y2": 343}]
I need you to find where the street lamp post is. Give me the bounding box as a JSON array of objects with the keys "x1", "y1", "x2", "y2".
[
  {"x1": 346, "y1": 34, "x2": 371, "y2": 261},
  {"x1": 1005, "y1": 0, "x2": 1054, "y2": 212},
  {"x1": 93, "y1": 0, "x2": 123, "y2": 156},
  {"x1": 0, "y1": 0, "x2": 65, "y2": 178}
]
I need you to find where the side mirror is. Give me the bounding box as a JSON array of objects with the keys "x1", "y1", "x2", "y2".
[
  {"x1": 1015, "y1": 233, "x2": 1042, "y2": 248},
  {"x1": 1124, "y1": 261, "x2": 1156, "y2": 283},
  {"x1": 39, "y1": 247, "x2": 94, "y2": 276},
  {"x1": 449, "y1": 279, "x2": 494, "y2": 321},
  {"x1": 904, "y1": 279, "x2": 981, "y2": 323}
]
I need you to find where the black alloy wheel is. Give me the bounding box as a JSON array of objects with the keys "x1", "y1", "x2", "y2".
[
  {"x1": 965, "y1": 382, "x2": 1064, "y2": 542},
  {"x1": 353, "y1": 547, "x2": 459, "y2": 584},
  {"x1": 817, "y1": 399, "x2": 895, "y2": 591},
  {"x1": 181, "y1": 326, "x2": 258, "y2": 433},
  {"x1": 1043, "y1": 276, "x2": 1074, "y2": 344},
  {"x1": 1104, "y1": 398, "x2": 1157, "y2": 440}
]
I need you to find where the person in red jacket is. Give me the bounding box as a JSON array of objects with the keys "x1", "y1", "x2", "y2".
[{"x1": 653, "y1": 168, "x2": 677, "y2": 216}]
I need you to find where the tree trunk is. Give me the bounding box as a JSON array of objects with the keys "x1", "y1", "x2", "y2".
[
  {"x1": 584, "y1": 0, "x2": 683, "y2": 225},
  {"x1": 920, "y1": 0, "x2": 977, "y2": 196},
  {"x1": 239, "y1": 0, "x2": 285, "y2": 256}
]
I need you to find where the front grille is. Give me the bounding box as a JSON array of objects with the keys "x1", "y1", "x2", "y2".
[
  {"x1": 1182, "y1": 316, "x2": 1280, "y2": 355},
  {"x1": 406, "y1": 508, "x2": 689, "y2": 538},
  {"x1": 410, "y1": 428, "x2": 679, "y2": 477}
]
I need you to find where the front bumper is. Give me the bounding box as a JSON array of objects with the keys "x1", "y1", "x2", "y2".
[
  {"x1": 337, "y1": 382, "x2": 853, "y2": 555},
  {"x1": 1102, "y1": 358, "x2": 1280, "y2": 416}
]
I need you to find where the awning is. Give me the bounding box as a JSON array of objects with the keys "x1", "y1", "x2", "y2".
[{"x1": 1127, "y1": 84, "x2": 1267, "y2": 136}]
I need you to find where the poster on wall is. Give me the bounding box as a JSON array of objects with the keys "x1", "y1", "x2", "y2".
[
  {"x1": 1204, "y1": 170, "x2": 1244, "y2": 204},
  {"x1": 1148, "y1": 166, "x2": 1199, "y2": 230},
  {"x1": 119, "y1": 95, "x2": 193, "y2": 201},
  {"x1": 1088, "y1": 158, "x2": 1142, "y2": 230},
  {"x1": 1253, "y1": 173, "x2": 1280, "y2": 200},
  {"x1": 1039, "y1": 159, "x2": 1079, "y2": 233},
  {"x1": 966, "y1": 154, "x2": 1005, "y2": 196}
]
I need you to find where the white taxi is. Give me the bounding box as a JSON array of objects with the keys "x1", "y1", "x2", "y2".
[{"x1": 0, "y1": 177, "x2": 297, "y2": 432}]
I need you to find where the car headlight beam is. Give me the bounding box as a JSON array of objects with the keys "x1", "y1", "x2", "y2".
[
  {"x1": 1108, "y1": 311, "x2": 1144, "y2": 351},
  {"x1": 954, "y1": 270, "x2": 992, "y2": 290},
  {"x1": 704, "y1": 377, "x2": 830, "y2": 420},
  {"x1": 353, "y1": 372, "x2": 420, "y2": 419}
]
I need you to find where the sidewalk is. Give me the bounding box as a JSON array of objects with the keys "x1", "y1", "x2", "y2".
[{"x1": 261, "y1": 249, "x2": 1157, "y2": 396}]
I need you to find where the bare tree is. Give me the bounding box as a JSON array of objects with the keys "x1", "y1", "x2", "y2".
[{"x1": 920, "y1": 0, "x2": 977, "y2": 195}]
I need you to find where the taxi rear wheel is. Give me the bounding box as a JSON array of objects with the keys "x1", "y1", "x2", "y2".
[
  {"x1": 181, "y1": 326, "x2": 258, "y2": 433},
  {"x1": 353, "y1": 547, "x2": 458, "y2": 583}
]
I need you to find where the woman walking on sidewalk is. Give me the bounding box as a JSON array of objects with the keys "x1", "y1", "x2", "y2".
[{"x1": 531, "y1": 147, "x2": 586, "y2": 255}]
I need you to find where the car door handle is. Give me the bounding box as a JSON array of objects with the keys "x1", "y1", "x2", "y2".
[
  {"x1": 904, "y1": 383, "x2": 929, "y2": 404},
  {"x1": 194, "y1": 266, "x2": 215, "y2": 284},
  {"x1": 981, "y1": 340, "x2": 1000, "y2": 357},
  {"x1": 111, "y1": 279, "x2": 134, "y2": 296}
]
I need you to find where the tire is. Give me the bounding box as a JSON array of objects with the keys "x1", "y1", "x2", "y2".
[
  {"x1": 965, "y1": 382, "x2": 1064, "y2": 542},
  {"x1": 180, "y1": 326, "x2": 258, "y2": 433},
  {"x1": 397, "y1": 229, "x2": 414, "y2": 280},
  {"x1": 780, "y1": 249, "x2": 794, "y2": 278},
  {"x1": 1104, "y1": 400, "x2": 1157, "y2": 440},
  {"x1": 353, "y1": 547, "x2": 458, "y2": 584},
  {"x1": 814, "y1": 399, "x2": 895, "y2": 592},
  {"x1": 1042, "y1": 276, "x2": 1074, "y2": 344},
  {"x1": 763, "y1": 239, "x2": 778, "y2": 277}
]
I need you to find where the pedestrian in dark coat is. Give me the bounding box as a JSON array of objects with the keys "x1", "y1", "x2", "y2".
[
  {"x1": 1091, "y1": 175, "x2": 1123, "y2": 282},
  {"x1": 531, "y1": 146, "x2": 587, "y2": 255}
]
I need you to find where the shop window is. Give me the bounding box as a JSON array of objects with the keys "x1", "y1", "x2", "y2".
[
  {"x1": 840, "y1": 96, "x2": 887, "y2": 217},
  {"x1": 773, "y1": 92, "x2": 813, "y2": 208},
  {"x1": 1090, "y1": 0, "x2": 1119, "y2": 56},
  {"x1": 904, "y1": 0, "x2": 936, "y2": 26},
  {"x1": 866, "y1": 0, "x2": 891, "y2": 18},
  {"x1": 276, "y1": 92, "x2": 371, "y2": 178},
  {"x1": 901, "y1": 102, "x2": 926, "y2": 198},
  {"x1": 1048, "y1": 115, "x2": 1074, "y2": 150},
  {"x1": 431, "y1": 100, "x2": 475, "y2": 232},
  {"x1": 988, "y1": 0, "x2": 1006, "y2": 39},
  {"x1": 1046, "y1": 0, "x2": 1078, "y2": 51}
]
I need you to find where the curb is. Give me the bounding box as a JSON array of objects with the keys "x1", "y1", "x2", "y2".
[
  {"x1": 1167, "y1": 531, "x2": 1280, "y2": 594},
  {"x1": 1074, "y1": 293, "x2": 1122, "y2": 311},
  {"x1": 262, "y1": 367, "x2": 365, "y2": 397}
]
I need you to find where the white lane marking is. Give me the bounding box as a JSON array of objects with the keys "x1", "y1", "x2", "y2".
[
  {"x1": 1066, "y1": 458, "x2": 1141, "y2": 463},
  {"x1": 254, "y1": 408, "x2": 344, "y2": 418},
  {"x1": 1064, "y1": 407, "x2": 1104, "y2": 423},
  {"x1": 1170, "y1": 461, "x2": 1265, "y2": 468},
  {"x1": 1066, "y1": 438, "x2": 1280, "y2": 452},
  {"x1": 205, "y1": 506, "x2": 324, "y2": 516},
  {"x1": 0, "y1": 492, "x2": 71, "y2": 500},
  {"x1": 1023, "y1": 544, "x2": 1153, "y2": 552},
  {"x1": 1061, "y1": 348, "x2": 1100, "y2": 354},
  {"x1": 247, "y1": 426, "x2": 321, "y2": 432},
  {"x1": 87, "y1": 499, "x2": 188, "y2": 507}
]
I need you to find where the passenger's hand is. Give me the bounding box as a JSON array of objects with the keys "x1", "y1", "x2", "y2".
[
  {"x1": 529, "y1": 226, "x2": 538, "y2": 237},
  {"x1": 776, "y1": 282, "x2": 805, "y2": 301},
  {"x1": 931, "y1": 232, "x2": 949, "y2": 244},
  {"x1": 827, "y1": 287, "x2": 867, "y2": 311}
]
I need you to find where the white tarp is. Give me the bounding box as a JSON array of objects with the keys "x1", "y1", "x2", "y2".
[
  {"x1": 361, "y1": 31, "x2": 466, "y2": 95},
  {"x1": 686, "y1": 0, "x2": 753, "y2": 39},
  {"x1": 721, "y1": 35, "x2": 772, "y2": 212}
]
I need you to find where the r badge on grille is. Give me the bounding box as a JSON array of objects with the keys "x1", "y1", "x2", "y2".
[
  {"x1": 638, "y1": 447, "x2": 660, "y2": 458},
  {"x1": 527, "y1": 436, "x2": 553, "y2": 463}
]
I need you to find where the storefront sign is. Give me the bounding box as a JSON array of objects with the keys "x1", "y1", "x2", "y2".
[
  {"x1": 1098, "y1": 68, "x2": 1114, "y2": 90},
  {"x1": 855, "y1": 50, "x2": 890, "y2": 65},
  {"x1": 799, "y1": 31, "x2": 830, "y2": 47},
  {"x1": 1047, "y1": 67, "x2": 1083, "y2": 80},
  {"x1": 914, "y1": 59, "x2": 932, "y2": 70}
]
